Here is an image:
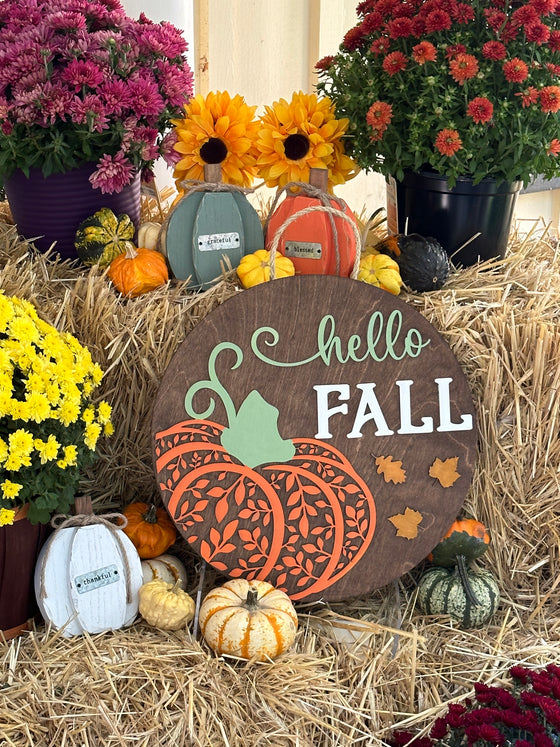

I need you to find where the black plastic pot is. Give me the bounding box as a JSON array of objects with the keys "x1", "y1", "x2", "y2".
[{"x1": 389, "y1": 171, "x2": 522, "y2": 266}]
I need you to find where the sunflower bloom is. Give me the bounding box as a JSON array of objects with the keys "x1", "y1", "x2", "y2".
[
  {"x1": 256, "y1": 91, "x2": 357, "y2": 190},
  {"x1": 172, "y1": 91, "x2": 259, "y2": 187}
]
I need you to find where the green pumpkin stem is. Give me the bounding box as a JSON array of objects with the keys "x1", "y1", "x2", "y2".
[
  {"x1": 244, "y1": 589, "x2": 260, "y2": 610},
  {"x1": 455, "y1": 554, "x2": 480, "y2": 606}
]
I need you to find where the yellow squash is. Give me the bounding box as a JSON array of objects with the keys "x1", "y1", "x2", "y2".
[
  {"x1": 138, "y1": 579, "x2": 195, "y2": 630},
  {"x1": 237, "y1": 249, "x2": 295, "y2": 289},
  {"x1": 357, "y1": 251, "x2": 402, "y2": 295}
]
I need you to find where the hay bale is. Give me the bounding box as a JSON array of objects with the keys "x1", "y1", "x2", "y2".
[{"x1": 1, "y1": 219, "x2": 560, "y2": 745}]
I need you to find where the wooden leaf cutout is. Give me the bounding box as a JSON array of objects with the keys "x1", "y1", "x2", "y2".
[
  {"x1": 429, "y1": 457, "x2": 460, "y2": 488},
  {"x1": 388, "y1": 507, "x2": 423, "y2": 540},
  {"x1": 375, "y1": 455, "x2": 406, "y2": 484}
]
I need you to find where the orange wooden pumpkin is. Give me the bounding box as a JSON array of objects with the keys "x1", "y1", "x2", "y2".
[{"x1": 264, "y1": 168, "x2": 360, "y2": 277}]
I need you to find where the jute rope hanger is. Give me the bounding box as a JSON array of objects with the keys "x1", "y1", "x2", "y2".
[{"x1": 263, "y1": 167, "x2": 365, "y2": 280}]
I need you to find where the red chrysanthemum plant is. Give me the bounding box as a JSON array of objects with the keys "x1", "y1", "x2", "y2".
[
  {"x1": 387, "y1": 663, "x2": 560, "y2": 747},
  {"x1": 316, "y1": 0, "x2": 560, "y2": 188}
]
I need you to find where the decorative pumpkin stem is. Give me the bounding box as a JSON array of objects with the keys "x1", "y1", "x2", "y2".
[
  {"x1": 184, "y1": 341, "x2": 295, "y2": 468},
  {"x1": 142, "y1": 504, "x2": 159, "y2": 524},
  {"x1": 123, "y1": 240, "x2": 138, "y2": 260},
  {"x1": 244, "y1": 589, "x2": 260, "y2": 610},
  {"x1": 455, "y1": 554, "x2": 480, "y2": 606},
  {"x1": 170, "y1": 579, "x2": 183, "y2": 594}
]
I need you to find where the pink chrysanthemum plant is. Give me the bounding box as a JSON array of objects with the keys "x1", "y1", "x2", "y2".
[
  {"x1": 315, "y1": 0, "x2": 560, "y2": 188},
  {"x1": 0, "y1": 0, "x2": 193, "y2": 194}
]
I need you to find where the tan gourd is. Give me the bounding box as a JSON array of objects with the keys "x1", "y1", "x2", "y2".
[{"x1": 137, "y1": 221, "x2": 162, "y2": 251}]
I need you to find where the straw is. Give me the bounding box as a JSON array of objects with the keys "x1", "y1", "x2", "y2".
[{"x1": 1, "y1": 208, "x2": 560, "y2": 745}]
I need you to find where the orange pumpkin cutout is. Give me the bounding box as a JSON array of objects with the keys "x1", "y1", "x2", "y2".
[
  {"x1": 264, "y1": 168, "x2": 360, "y2": 277},
  {"x1": 155, "y1": 417, "x2": 376, "y2": 602}
]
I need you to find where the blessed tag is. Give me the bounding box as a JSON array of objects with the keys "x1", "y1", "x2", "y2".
[{"x1": 152, "y1": 276, "x2": 477, "y2": 602}]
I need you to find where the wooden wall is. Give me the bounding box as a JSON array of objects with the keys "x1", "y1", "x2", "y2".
[{"x1": 121, "y1": 0, "x2": 557, "y2": 236}]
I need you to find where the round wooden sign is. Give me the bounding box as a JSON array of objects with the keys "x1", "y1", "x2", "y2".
[{"x1": 152, "y1": 276, "x2": 477, "y2": 602}]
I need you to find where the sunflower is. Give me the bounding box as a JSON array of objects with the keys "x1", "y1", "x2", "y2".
[
  {"x1": 256, "y1": 91, "x2": 359, "y2": 191},
  {"x1": 172, "y1": 91, "x2": 260, "y2": 187}
]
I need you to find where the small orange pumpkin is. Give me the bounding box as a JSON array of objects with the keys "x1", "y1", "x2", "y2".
[
  {"x1": 122, "y1": 502, "x2": 177, "y2": 559},
  {"x1": 107, "y1": 242, "x2": 169, "y2": 298},
  {"x1": 428, "y1": 517, "x2": 490, "y2": 566}
]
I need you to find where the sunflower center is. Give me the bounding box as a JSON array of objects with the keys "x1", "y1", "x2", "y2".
[
  {"x1": 200, "y1": 137, "x2": 228, "y2": 164},
  {"x1": 284, "y1": 133, "x2": 310, "y2": 161}
]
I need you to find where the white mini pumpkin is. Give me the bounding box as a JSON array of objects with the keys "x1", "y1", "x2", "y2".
[
  {"x1": 137, "y1": 221, "x2": 162, "y2": 251},
  {"x1": 140, "y1": 554, "x2": 188, "y2": 589}
]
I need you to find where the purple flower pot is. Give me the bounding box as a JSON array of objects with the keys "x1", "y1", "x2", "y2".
[{"x1": 3, "y1": 163, "x2": 141, "y2": 262}]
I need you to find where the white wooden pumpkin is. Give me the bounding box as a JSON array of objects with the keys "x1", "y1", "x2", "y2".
[
  {"x1": 34, "y1": 501, "x2": 143, "y2": 637},
  {"x1": 141, "y1": 554, "x2": 188, "y2": 589}
]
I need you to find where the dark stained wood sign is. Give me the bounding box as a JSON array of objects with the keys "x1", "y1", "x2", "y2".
[{"x1": 152, "y1": 276, "x2": 477, "y2": 602}]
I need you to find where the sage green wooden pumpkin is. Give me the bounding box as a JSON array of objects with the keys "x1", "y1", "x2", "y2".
[
  {"x1": 161, "y1": 189, "x2": 263, "y2": 289},
  {"x1": 417, "y1": 566, "x2": 500, "y2": 629}
]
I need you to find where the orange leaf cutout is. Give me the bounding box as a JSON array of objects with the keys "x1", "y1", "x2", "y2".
[
  {"x1": 429, "y1": 457, "x2": 460, "y2": 488},
  {"x1": 388, "y1": 507, "x2": 423, "y2": 539},
  {"x1": 375, "y1": 455, "x2": 406, "y2": 484}
]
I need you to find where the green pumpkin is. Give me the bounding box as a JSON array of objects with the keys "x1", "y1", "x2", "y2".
[
  {"x1": 417, "y1": 566, "x2": 500, "y2": 629},
  {"x1": 377, "y1": 233, "x2": 450, "y2": 292},
  {"x1": 75, "y1": 207, "x2": 135, "y2": 268}
]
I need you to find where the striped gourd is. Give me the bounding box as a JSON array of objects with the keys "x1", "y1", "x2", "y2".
[
  {"x1": 75, "y1": 207, "x2": 135, "y2": 268},
  {"x1": 417, "y1": 566, "x2": 500, "y2": 629},
  {"x1": 199, "y1": 579, "x2": 298, "y2": 661}
]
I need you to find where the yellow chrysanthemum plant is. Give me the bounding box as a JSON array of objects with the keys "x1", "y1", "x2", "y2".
[
  {"x1": 171, "y1": 90, "x2": 260, "y2": 188},
  {"x1": 0, "y1": 293, "x2": 113, "y2": 526},
  {"x1": 256, "y1": 91, "x2": 360, "y2": 192}
]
